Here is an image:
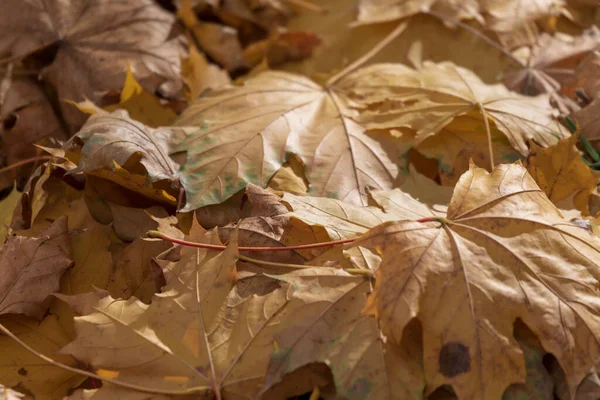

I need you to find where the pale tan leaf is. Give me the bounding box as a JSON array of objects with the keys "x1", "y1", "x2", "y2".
[
  {"x1": 173, "y1": 70, "x2": 402, "y2": 210},
  {"x1": 356, "y1": 162, "x2": 600, "y2": 399}
]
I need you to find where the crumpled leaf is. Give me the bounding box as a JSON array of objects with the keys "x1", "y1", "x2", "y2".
[
  {"x1": 356, "y1": 162, "x2": 600, "y2": 399},
  {"x1": 0, "y1": 0, "x2": 187, "y2": 131},
  {"x1": 526, "y1": 133, "x2": 597, "y2": 215},
  {"x1": 173, "y1": 68, "x2": 404, "y2": 210},
  {"x1": 70, "y1": 110, "x2": 182, "y2": 183},
  {"x1": 0, "y1": 217, "x2": 72, "y2": 319}
]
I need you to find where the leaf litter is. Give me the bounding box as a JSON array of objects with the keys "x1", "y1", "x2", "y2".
[{"x1": 1, "y1": 1, "x2": 600, "y2": 399}]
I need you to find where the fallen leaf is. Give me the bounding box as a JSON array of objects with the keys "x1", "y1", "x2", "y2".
[
  {"x1": 173, "y1": 68, "x2": 407, "y2": 210},
  {"x1": 562, "y1": 50, "x2": 600, "y2": 100},
  {"x1": 354, "y1": 0, "x2": 481, "y2": 26},
  {"x1": 526, "y1": 133, "x2": 597, "y2": 215},
  {"x1": 58, "y1": 228, "x2": 291, "y2": 399},
  {"x1": 242, "y1": 29, "x2": 322, "y2": 69},
  {"x1": 107, "y1": 237, "x2": 172, "y2": 303},
  {"x1": 0, "y1": 315, "x2": 84, "y2": 399},
  {"x1": 0, "y1": 0, "x2": 187, "y2": 131},
  {"x1": 181, "y1": 44, "x2": 231, "y2": 100},
  {"x1": 356, "y1": 162, "x2": 600, "y2": 399},
  {"x1": 504, "y1": 28, "x2": 600, "y2": 98},
  {"x1": 103, "y1": 67, "x2": 178, "y2": 128},
  {"x1": 351, "y1": 62, "x2": 569, "y2": 157},
  {"x1": 572, "y1": 98, "x2": 600, "y2": 151},
  {"x1": 0, "y1": 188, "x2": 20, "y2": 241},
  {"x1": 413, "y1": 113, "x2": 523, "y2": 185},
  {"x1": 0, "y1": 217, "x2": 72, "y2": 319},
  {"x1": 260, "y1": 268, "x2": 425, "y2": 400},
  {"x1": 70, "y1": 110, "x2": 182, "y2": 183},
  {"x1": 179, "y1": 1, "x2": 247, "y2": 72}
]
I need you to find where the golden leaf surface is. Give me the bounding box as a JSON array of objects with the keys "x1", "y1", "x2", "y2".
[
  {"x1": 526, "y1": 133, "x2": 597, "y2": 215},
  {"x1": 57, "y1": 224, "x2": 291, "y2": 399},
  {"x1": 356, "y1": 162, "x2": 600, "y2": 399}
]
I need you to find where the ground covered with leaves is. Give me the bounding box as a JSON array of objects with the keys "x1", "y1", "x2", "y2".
[{"x1": 2, "y1": 0, "x2": 600, "y2": 399}]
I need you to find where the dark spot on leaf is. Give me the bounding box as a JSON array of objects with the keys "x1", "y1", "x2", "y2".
[
  {"x1": 438, "y1": 342, "x2": 470, "y2": 377},
  {"x1": 18, "y1": 367, "x2": 27, "y2": 376},
  {"x1": 2, "y1": 113, "x2": 17, "y2": 131}
]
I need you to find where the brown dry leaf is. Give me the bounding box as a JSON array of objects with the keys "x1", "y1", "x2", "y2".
[
  {"x1": 0, "y1": 189, "x2": 21, "y2": 241},
  {"x1": 57, "y1": 228, "x2": 291, "y2": 399},
  {"x1": 352, "y1": 61, "x2": 569, "y2": 158},
  {"x1": 526, "y1": 133, "x2": 597, "y2": 215},
  {"x1": 562, "y1": 50, "x2": 600, "y2": 100},
  {"x1": 0, "y1": 78, "x2": 68, "y2": 166},
  {"x1": 259, "y1": 268, "x2": 425, "y2": 400},
  {"x1": 243, "y1": 29, "x2": 322, "y2": 69},
  {"x1": 70, "y1": 110, "x2": 182, "y2": 183},
  {"x1": 179, "y1": 1, "x2": 247, "y2": 72},
  {"x1": 413, "y1": 113, "x2": 523, "y2": 186},
  {"x1": 181, "y1": 44, "x2": 231, "y2": 100},
  {"x1": 267, "y1": 154, "x2": 309, "y2": 195},
  {"x1": 356, "y1": 162, "x2": 600, "y2": 399},
  {"x1": 103, "y1": 67, "x2": 178, "y2": 128},
  {"x1": 0, "y1": 314, "x2": 84, "y2": 399},
  {"x1": 173, "y1": 68, "x2": 408, "y2": 210},
  {"x1": 482, "y1": 0, "x2": 565, "y2": 34},
  {"x1": 285, "y1": 1, "x2": 510, "y2": 85},
  {"x1": 572, "y1": 98, "x2": 600, "y2": 151},
  {"x1": 0, "y1": 0, "x2": 187, "y2": 131},
  {"x1": 504, "y1": 29, "x2": 600, "y2": 98},
  {"x1": 107, "y1": 237, "x2": 172, "y2": 303},
  {"x1": 0, "y1": 217, "x2": 72, "y2": 319},
  {"x1": 354, "y1": 0, "x2": 481, "y2": 26}
]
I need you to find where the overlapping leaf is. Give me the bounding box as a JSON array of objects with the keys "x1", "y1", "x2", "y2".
[
  {"x1": 356, "y1": 162, "x2": 600, "y2": 399},
  {"x1": 0, "y1": 217, "x2": 72, "y2": 319},
  {"x1": 173, "y1": 69, "x2": 402, "y2": 210},
  {"x1": 0, "y1": 0, "x2": 187, "y2": 130}
]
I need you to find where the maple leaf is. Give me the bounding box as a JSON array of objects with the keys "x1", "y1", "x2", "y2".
[
  {"x1": 504, "y1": 29, "x2": 600, "y2": 96},
  {"x1": 0, "y1": 217, "x2": 72, "y2": 319},
  {"x1": 0, "y1": 315, "x2": 84, "y2": 399},
  {"x1": 57, "y1": 225, "x2": 292, "y2": 399},
  {"x1": 0, "y1": 0, "x2": 186, "y2": 130},
  {"x1": 351, "y1": 62, "x2": 569, "y2": 158},
  {"x1": 181, "y1": 44, "x2": 231, "y2": 101},
  {"x1": 67, "y1": 110, "x2": 190, "y2": 206},
  {"x1": 526, "y1": 134, "x2": 598, "y2": 215},
  {"x1": 355, "y1": 162, "x2": 600, "y2": 399},
  {"x1": 259, "y1": 268, "x2": 425, "y2": 400},
  {"x1": 562, "y1": 50, "x2": 600, "y2": 100},
  {"x1": 173, "y1": 68, "x2": 403, "y2": 210},
  {"x1": 354, "y1": 0, "x2": 481, "y2": 25}
]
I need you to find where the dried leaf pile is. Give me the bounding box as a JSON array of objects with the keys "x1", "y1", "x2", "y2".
[{"x1": 1, "y1": 0, "x2": 600, "y2": 399}]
